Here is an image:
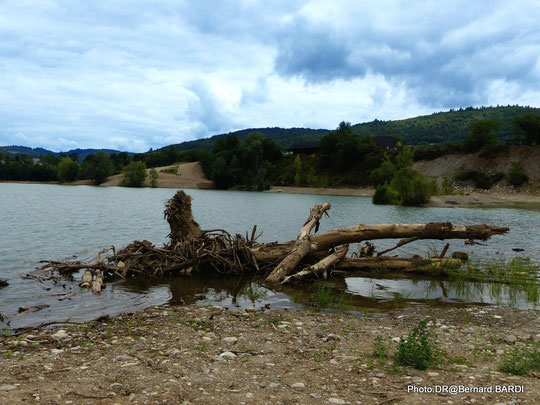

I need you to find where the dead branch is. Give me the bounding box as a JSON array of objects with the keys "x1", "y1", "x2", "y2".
[{"x1": 282, "y1": 245, "x2": 349, "y2": 284}]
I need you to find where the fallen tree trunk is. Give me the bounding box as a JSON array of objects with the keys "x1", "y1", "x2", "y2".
[
  {"x1": 282, "y1": 245, "x2": 349, "y2": 284},
  {"x1": 40, "y1": 191, "x2": 510, "y2": 286},
  {"x1": 266, "y1": 203, "x2": 331, "y2": 282}
]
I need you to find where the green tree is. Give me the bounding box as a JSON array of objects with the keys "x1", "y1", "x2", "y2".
[
  {"x1": 121, "y1": 161, "x2": 147, "y2": 187},
  {"x1": 57, "y1": 157, "x2": 79, "y2": 183},
  {"x1": 294, "y1": 154, "x2": 303, "y2": 186},
  {"x1": 149, "y1": 167, "x2": 159, "y2": 187},
  {"x1": 463, "y1": 119, "x2": 500, "y2": 152},
  {"x1": 512, "y1": 113, "x2": 540, "y2": 145},
  {"x1": 80, "y1": 152, "x2": 114, "y2": 185}
]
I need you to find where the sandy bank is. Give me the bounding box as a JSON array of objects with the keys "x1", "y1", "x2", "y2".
[{"x1": 1, "y1": 304, "x2": 538, "y2": 404}]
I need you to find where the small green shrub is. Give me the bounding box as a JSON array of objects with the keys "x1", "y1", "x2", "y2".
[
  {"x1": 372, "y1": 336, "x2": 389, "y2": 360},
  {"x1": 160, "y1": 165, "x2": 178, "y2": 175},
  {"x1": 149, "y1": 168, "x2": 159, "y2": 187},
  {"x1": 454, "y1": 169, "x2": 504, "y2": 189},
  {"x1": 440, "y1": 176, "x2": 455, "y2": 195},
  {"x1": 373, "y1": 183, "x2": 400, "y2": 205},
  {"x1": 506, "y1": 162, "x2": 528, "y2": 187},
  {"x1": 479, "y1": 144, "x2": 507, "y2": 159},
  {"x1": 394, "y1": 318, "x2": 443, "y2": 370},
  {"x1": 498, "y1": 345, "x2": 540, "y2": 376}
]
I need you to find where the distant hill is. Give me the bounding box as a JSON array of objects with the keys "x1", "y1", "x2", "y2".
[
  {"x1": 0, "y1": 146, "x2": 132, "y2": 161},
  {"x1": 170, "y1": 106, "x2": 539, "y2": 152},
  {"x1": 173, "y1": 127, "x2": 331, "y2": 151},
  {"x1": 351, "y1": 105, "x2": 540, "y2": 145}
]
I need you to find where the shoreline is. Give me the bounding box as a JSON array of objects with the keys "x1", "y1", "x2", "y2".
[{"x1": 1, "y1": 303, "x2": 538, "y2": 404}]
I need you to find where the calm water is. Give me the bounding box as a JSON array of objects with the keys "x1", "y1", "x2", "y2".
[{"x1": 1, "y1": 183, "x2": 539, "y2": 330}]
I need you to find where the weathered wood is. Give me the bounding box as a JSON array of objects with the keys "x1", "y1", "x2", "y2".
[
  {"x1": 335, "y1": 256, "x2": 463, "y2": 271},
  {"x1": 92, "y1": 270, "x2": 103, "y2": 294},
  {"x1": 164, "y1": 191, "x2": 203, "y2": 243},
  {"x1": 80, "y1": 270, "x2": 93, "y2": 288},
  {"x1": 282, "y1": 245, "x2": 349, "y2": 284},
  {"x1": 255, "y1": 222, "x2": 509, "y2": 262},
  {"x1": 266, "y1": 203, "x2": 331, "y2": 283}
]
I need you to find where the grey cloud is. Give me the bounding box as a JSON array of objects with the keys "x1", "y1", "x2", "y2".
[{"x1": 272, "y1": 1, "x2": 540, "y2": 107}]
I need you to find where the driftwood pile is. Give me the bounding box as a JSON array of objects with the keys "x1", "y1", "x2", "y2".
[{"x1": 38, "y1": 190, "x2": 509, "y2": 292}]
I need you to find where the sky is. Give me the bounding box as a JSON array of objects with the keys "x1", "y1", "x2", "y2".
[{"x1": 1, "y1": 0, "x2": 540, "y2": 153}]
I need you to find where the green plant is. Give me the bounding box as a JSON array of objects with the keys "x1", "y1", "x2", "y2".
[
  {"x1": 241, "y1": 283, "x2": 268, "y2": 302},
  {"x1": 160, "y1": 165, "x2": 179, "y2": 175},
  {"x1": 498, "y1": 345, "x2": 540, "y2": 376},
  {"x1": 372, "y1": 336, "x2": 389, "y2": 360},
  {"x1": 149, "y1": 167, "x2": 159, "y2": 187},
  {"x1": 372, "y1": 183, "x2": 400, "y2": 205},
  {"x1": 440, "y1": 176, "x2": 455, "y2": 195},
  {"x1": 506, "y1": 162, "x2": 528, "y2": 187},
  {"x1": 121, "y1": 161, "x2": 147, "y2": 187},
  {"x1": 394, "y1": 318, "x2": 443, "y2": 370}
]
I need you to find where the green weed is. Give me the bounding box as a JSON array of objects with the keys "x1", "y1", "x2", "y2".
[
  {"x1": 394, "y1": 318, "x2": 443, "y2": 370},
  {"x1": 498, "y1": 345, "x2": 540, "y2": 376}
]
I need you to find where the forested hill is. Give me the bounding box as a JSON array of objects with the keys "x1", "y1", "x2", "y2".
[
  {"x1": 352, "y1": 106, "x2": 540, "y2": 145},
  {"x1": 170, "y1": 106, "x2": 539, "y2": 151},
  {"x1": 0, "y1": 146, "x2": 130, "y2": 161},
  {"x1": 173, "y1": 127, "x2": 330, "y2": 151}
]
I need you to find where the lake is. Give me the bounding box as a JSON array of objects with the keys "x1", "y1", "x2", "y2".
[{"x1": 0, "y1": 183, "x2": 539, "y2": 330}]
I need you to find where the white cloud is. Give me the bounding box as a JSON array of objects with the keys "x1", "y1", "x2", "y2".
[{"x1": 0, "y1": 0, "x2": 539, "y2": 152}]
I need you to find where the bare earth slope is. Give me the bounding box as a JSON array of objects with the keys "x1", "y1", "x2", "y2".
[
  {"x1": 101, "y1": 162, "x2": 214, "y2": 189},
  {"x1": 414, "y1": 146, "x2": 540, "y2": 192}
]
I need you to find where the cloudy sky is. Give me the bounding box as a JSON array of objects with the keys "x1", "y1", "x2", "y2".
[{"x1": 1, "y1": 0, "x2": 540, "y2": 152}]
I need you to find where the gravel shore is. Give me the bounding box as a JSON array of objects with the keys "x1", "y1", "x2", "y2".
[{"x1": 1, "y1": 304, "x2": 538, "y2": 404}]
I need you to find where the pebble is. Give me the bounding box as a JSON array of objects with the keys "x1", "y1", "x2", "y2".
[
  {"x1": 166, "y1": 349, "x2": 181, "y2": 356},
  {"x1": 116, "y1": 355, "x2": 135, "y2": 362},
  {"x1": 219, "y1": 351, "x2": 237, "y2": 360},
  {"x1": 51, "y1": 330, "x2": 68, "y2": 340},
  {"x1": 328, "y1": 399, "x2": 345, "y2": 404},
  {"x1": 51, "y1": 349, "x2": 64, "y2": 355},
  {"x1": 245, "y1": 307, "x2": 256, "y2": 313},
  {"x1": 291, "y1": 383, "x2": 305, "y2": 390},
  {"x1": 505, "y1": 335, "x2": 517, "y2": 344},
  {"x1": 391, "y1": 337, "x2": 401, "y2": 343},
  {"x1": 310, "y1": 393, "x2": 321, "y2": 399},
  {"x1": 493, "y1": 315, "x2": 502, "y2": 319},
  {"x1": 427, "y1": 372, "x2": 439, "y2": 377},
  {"x1": 268, "y1": 382, "x2": 280, "y2": 388},
  {"x1": 0, "y1": 385, "x2": 18, "y2": 391},
  {"x1": 223, "y1": 337, "x2": 238, "y2": 344}
]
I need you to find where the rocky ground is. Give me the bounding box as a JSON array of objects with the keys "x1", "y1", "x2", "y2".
[{"x1": 1, "y1": 304, "x2": 539, "y2": 405}]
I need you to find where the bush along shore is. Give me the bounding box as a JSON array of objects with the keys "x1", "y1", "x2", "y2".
[{"x1": 0, "y1": 304, "x2": 539, "y2": 404}]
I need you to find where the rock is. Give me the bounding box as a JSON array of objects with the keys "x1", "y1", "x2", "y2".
[
  {"x1": 245, "y1": 307, "x2": 256, "y2": 313},
  {"x1": 310, "y1": 393, "x2": 321, "y2": 399},
  {"x1": 505, "y1": 335, "x2": 517, "y2": 344},
  {"x1": 0, "y1": 385, "x2": 17, "y2": 391},
  {"x1": 427, "y1": 372, "x2": 439, "y2": 377},
  {"x1": 51, "y1": 349, "x2": 64, "y2": 355},
  {"x1": 329, "y1": 359, "x2": 338, "y2": 365},
  {"x1": 291, "y1": 383, "x2": 305, "y2": 390},
  {"x1": 165, "y1": 349, "x2": 181, "y2": 356},
  {"x1": 205, "y1": 332, "x2": 217, "y2": 339},
  {"x1": 51, "y1": 330, "x2": 69, "y2": 340},
  {"x1": 493, "y1": 315, "x2": 502, "y2": 319},
  {"x1": 110, "y1": 383, "x2": 123, "y2": 388},
  {"x1": 116, "y1": 355, "x2": 135, "y2": 362},
  {"x1": 268, "y1": 382, "x2": 280, "y2": 388},
  {"x1": 533, "y1": 334, "x2": 540, "y2": 343},
  {"x1": 391, "y1": 337, "x2": 401, "y2": 343},
  {"x1": 328, "y1": 399, "x2": 345, "y2": 404},
  {"x1": 219, "y1": 351, "x2": 237, "y2": 360},
  {"x1": 223, "y1": 337, "x2": 238, "y2": 345},
  {"x1": 326, "y1": 334, "x2": 340, "y2": 341}
]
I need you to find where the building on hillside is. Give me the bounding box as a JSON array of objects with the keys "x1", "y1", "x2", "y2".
[
  {"x1": 285, "y1": 142, "x2": 320, "y2": 157},
  {"x1": 371, "y1": 136, "x2": 398, "y2": 151}
]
